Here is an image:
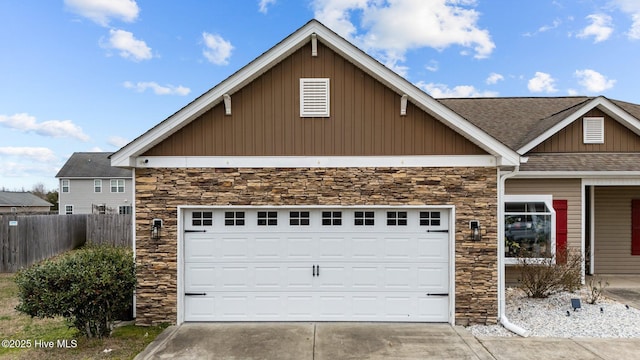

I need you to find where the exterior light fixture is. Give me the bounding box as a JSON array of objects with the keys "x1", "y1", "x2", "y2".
[
  {"x1": 470, "y1": 220, "x2": 481, "y2": 241},
  {"x1": 151, "y1": 219, "x2": 163, "y2": 240}
]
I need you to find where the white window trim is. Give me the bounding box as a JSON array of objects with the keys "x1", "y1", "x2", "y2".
[
  {"x1": 504, "y1": 194, "x2": 556, "y2": 265},
  {"x1": 583, "y1": 117, "x2": 604, "y2": 144},
  {"x1": 65, "y1": 205, "x2": 73, "y2": 215},
  {"x1": 300, "y1": 78, "x2": 330, "y2": 117},
  {"x1": 61, "y1": 179, "x2": 70, "y2": 193},
  {"x1": 94, "y1": 179, "x2": 102, "y2": 193}
]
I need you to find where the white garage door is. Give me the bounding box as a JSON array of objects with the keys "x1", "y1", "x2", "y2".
[{"x1": 182, "y1": 207, "x2": 451, "y2": 322}]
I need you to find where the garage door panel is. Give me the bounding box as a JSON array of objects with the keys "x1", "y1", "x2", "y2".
[
  {"x1": 185, "y1": 264, "x2": 217, "y2": 291},
  {"x1": 286, "y1": 237, "x2": 315, "y2": 259},
  {"x1": 185, "y1": 234, "x2": 216, "y2": 262},
  {"x1": 253, "y1": 237, "x2": 284, "y2": 259},
  {"x1": 418, "y1": 297, "x2": 449, "y2": 322},
  {"x1": 317, "y1": 237, "x2": 347, "y2": 259},
  {"x1": 351, "y1": 237, "x2": 380, "y2": 259},
  {"x1": 418, "y1": 265, "x2": 449, "y2": 291},
  {"x1": 383, "y1": 237, "x2": 416, "y2": 259},
  {"x1": 219, "y1": 266, "x2": 250, "y2": 289},
  {"x1": 417, "y1": 234, "x2": 449, "y2": 260}
]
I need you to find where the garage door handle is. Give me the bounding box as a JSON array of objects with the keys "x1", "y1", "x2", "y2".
[
  {"x1": 317, "y1": 265, "x2": 319, "y2": 276},
  {"x1": 185, "y1": 292, "x2": 207, "y2": 296},
  {"x1": 426, "y1": 229, "x2": 449, "y2": 233},
  {"x1": 426, "y1": 293, "x2": 448, "y2": 297},
  {"x1": 185, "y1": 230, "x2": 207, "y2": 233},
  {"x1": 312, "y1": 265, "x2": 316, "y2": 277}
]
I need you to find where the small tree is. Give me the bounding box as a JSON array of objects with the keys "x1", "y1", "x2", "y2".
[{"x1": 15, "y1": 246, "x2": 135, "y2": 338}]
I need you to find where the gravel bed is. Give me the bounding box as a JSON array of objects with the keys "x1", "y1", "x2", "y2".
[{"x1": 468, "y1": 287, "x2": 640, "y2": 338}]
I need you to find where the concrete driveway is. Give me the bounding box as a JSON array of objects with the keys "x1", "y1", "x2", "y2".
[{"x1": 135, "y1": 322, "x2": 640, "y2": 360}]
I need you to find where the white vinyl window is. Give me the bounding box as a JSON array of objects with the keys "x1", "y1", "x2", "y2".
[
  {"x1": 61, "y1": 180, "x2": 70, "y2": 193},
  {"x1": 504, "y1": 195, "x2": 555, "y2": 264},
  {"x1": 119, "y1": 206, "x2": 132, "y2": 215},
  {"x1": 110, "y1": 179, "x2": 125, "y2": 193},
  {"x1": 300, "y1": 78, "x2": 330, "y2": 117},
  {"x1": 583, "y1": 117, "x2": 604, "y2": 144},
  {"x1": 65, "y1": 205, "x2": 73, "y2": 215},
  {"x1": 94, "y1": 179, "x2": 102, "y2": 193}
]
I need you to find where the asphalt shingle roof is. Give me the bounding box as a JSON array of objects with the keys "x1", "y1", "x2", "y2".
[
  {"x1": 55, "y1": 152, "x2": 131, "y2": 178},
  {"x1": 0, "y1": 192, "x2": 53, "y2": 207},
  {"x1": 520, "y1": 153, "x2": 640, "y2": 172}
]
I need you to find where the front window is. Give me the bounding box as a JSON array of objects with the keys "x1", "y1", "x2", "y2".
[
  {"x1": 504, "y1": 195, "x2": 555, "y2": 263},
  {"x1": 111, "y1": 179, "x2": 125, "y2": 193},
  {"x1": 94, "y1": 179, "x2": 102, "y2": 193},
  {"x1": 61, "y1": 180, "x2": 70, "y2": 193}
]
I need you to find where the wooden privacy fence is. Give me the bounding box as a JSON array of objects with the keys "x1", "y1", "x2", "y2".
[{"x1": 0, "y1": 214, "x2": 132, "y2": 272}]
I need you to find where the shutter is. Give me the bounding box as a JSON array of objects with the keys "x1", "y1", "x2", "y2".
[
  {"x1": 300, "y1": 78, "x2": 330, "y2": 117},
  {"x1": 554, "y1": 200, "x2": 568, "y2": 264},
  {"x1": 583, "y1": 117, "x2": 604, "y2": 144},
  {"x1": 632, "y1": 199, "x2": 640, "y2": 255}
]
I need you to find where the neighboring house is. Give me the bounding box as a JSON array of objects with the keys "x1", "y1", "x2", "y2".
[
  {"x1": 56, "y1": 152, "x2": 133, "y2": 215},
  {"x1": 111, "y1": 20, "x2": 640, "y2": 327},
  {"x1": 0, "y1": 192, "x2": 52, "y2": 214}
]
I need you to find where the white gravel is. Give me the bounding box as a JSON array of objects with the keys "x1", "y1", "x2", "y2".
[{"x1": 468, "y1": 287, "x2": 640, "y2": 338}]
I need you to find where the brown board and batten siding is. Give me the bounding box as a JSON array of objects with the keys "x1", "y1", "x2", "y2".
[
  {"x1": 594, "y1": 187, "x2": 640, "y2": 274},
  {"x1": 530, "y1": 108, "x2": 640, "y2": 153},
  {"x1": 143, "y1": 41, "x2": 486, "y2": 157}
]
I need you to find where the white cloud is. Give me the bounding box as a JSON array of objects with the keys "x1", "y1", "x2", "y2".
[
  {"x1": 64, "y1": 0, "x2": 139, "y2": 26},
  {"x1": 258, "y1": 0, "x2": 276, "y2": 14},
  {"x1": 486, "y1": 72, "x2": 504, "y2": 85},
  {"x1": 528, "y1": 72, "x2": 558, "y2": 93},
  {"x1": 108, "y1": 136, "x2": 130, "y2": 148},
  {"x1": 415, "y1": 81, "x2": 498, "y2": 98},
  {"x1": 630, "y1": 13, "x2": 640, "y2": 39},
  {"x1": 613, "y1": 0, "x2": 640, "y2": 39},
  {"x1": 425, "y1": 60, "x2": 439, "y2": 72},
  {"x1": 524, "y1": 18, "x2": 562, "y2": 37},
  {"x1": 577, "y1": 14, "x2": 613, "y2": 43},
  {"x1": 312, "y1": 0, "x2": 495, "y2": 72},
  {"x1": 202, "y1": 32, "x2": 233, "y2": 65},
  {"x1": 0, "y1": 113, "x2": 90, "y2": 141},
  {"x1": 574, "y1": 69, "x2": 616, "y2": 93},
  {"x1": 123, "y1": 81, "x2": 191, "y2": 96},
  {"x1": 103, "y1": 29, "x2": 153, "y2": 61},
  {"x1": 0, "y1": 147, "x2": 56, "y2": 162}
]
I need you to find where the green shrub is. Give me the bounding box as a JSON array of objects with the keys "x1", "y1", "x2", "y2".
[{"x1": 14, "y1": 245, "x2": 135, "y2": 338}]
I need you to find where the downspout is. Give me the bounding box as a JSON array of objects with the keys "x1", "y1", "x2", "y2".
[{"x1": 498, "y1": 165, "x2": 530, "y2": 337}]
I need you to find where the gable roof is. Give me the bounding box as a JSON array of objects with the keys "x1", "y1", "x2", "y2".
[
  {"x1": 111, "y1": 19, "x2": 521, "y2": 167},
  {"x1": 440, "y1": 96, "x2": 640, "y2": 154},
  {"x1": 0, "y1": 192, "x2": 53, "y2": 208},
  {"x1": 56, "y1": 152, "x2": 131, "y2": 178}
]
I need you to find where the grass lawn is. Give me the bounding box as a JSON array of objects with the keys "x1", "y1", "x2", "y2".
[{"x1": 0, "y1": 273, "x2": 167, "y2": 360}]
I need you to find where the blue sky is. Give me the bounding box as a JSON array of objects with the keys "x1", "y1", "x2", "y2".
[{"x1": 1, "y1": 0, "x2": 639, "y2": 191}]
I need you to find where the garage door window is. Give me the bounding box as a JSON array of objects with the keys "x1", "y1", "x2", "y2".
[
  {"x1": 258, "y1": 211, "x2": 278, "y2": 226},
  {"x1": 322, "y1": 211, "x2": 342, "y2": 225},
  {"x1": 354, "y1": 211, "x2": 375, "y2": 226},
  {"x1": 387, "y1": 211, "x2": 408, "y2": 226},
  {"x1": 290, "y1": 211, "x2": 310, "y2": 226},
  {"x1": 225, "y1": 211, "x2": 245, "y2": 226},
  {"x1": 192, "y1": 211, "x2": 213, "y2": 226},
  {"x1": 420, "y1": 211, "x2": 441, "y2": 226}
]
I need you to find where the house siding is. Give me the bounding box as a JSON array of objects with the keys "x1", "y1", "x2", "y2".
[
  {"x1": 142, "y1": 42, "x2": 486, "y2": 157},
  {"x1": 530, "y1": 108, "x2": 640, "y2": 153},
  {"x1": 594, "y1": 186, "x2": 640, "y2": 274},
  {"x1": 134, "y1": 166, "x2": 498, "y2": 326},
  {"x1": 58, "y1": 178, "x2": 133, "y2": 214}
]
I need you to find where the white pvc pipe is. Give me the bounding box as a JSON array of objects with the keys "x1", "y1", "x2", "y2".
[{"x1": 498, "y1": 166, "x2": 530, "y2": 337}]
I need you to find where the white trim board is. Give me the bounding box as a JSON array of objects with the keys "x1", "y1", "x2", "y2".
[{"x1": 134, "y1": 155, "x2": 498, "y2": 168}]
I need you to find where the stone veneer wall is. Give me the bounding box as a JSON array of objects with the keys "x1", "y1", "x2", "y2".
[{"x1": 134, "y1": 167, "x2": 498, "y2": 326}]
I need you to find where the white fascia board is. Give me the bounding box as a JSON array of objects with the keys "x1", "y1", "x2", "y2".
[
  {"x1": 135, "y1": 155, "x2": 498, "y2": 169},
  {"x1": 517, "y1": 97, "x2": 640, "y2": 154},
  {"x1": 112, "y1": 20, "x2": 521, "y2": 168},
  {"x1": 516, "y1": 171, "x2": 640, "y2": 179}
]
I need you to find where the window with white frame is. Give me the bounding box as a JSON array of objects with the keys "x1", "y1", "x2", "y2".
[
  {"x1": 110, "y1": 179, "x2": 125, "y2": 193},
  {"x1": 65, "y1": 205, "x2": 73, "y2": 215},
  {"x1": 300, "y1": 78, "x2": 330, "y2": 117},
  {"x1": 61, "y1": 180, "x2": 70, "y2": 193},
  {"x1": 94, "y1": 179, "x2": 102, "y2": 193},
  {"x1": 119, "y1": 206, "x2": 132, "y2": 215},
  {"x1": 504, "y1": 195, "x2": 555, "y2": 263}
]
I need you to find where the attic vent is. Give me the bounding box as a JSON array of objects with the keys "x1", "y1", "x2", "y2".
[
  {"x1": 300, "y1": 78, "x2": 330, "y2": 117},
  {"x1": 583, "y1": 117, "x2": 604, "y2": 144}
]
